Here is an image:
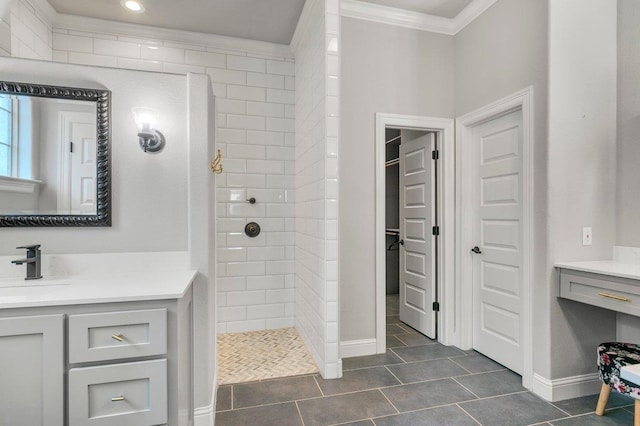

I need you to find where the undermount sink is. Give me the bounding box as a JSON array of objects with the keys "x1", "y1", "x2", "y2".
[{"x1": 0, "y1": 277, "x2": 70, "y2": 288}]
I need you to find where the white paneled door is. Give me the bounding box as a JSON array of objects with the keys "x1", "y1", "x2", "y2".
[
  {"x1": 471, "y1": 109, "x2": 524, "y2": 374},
  {"x1": 399, "y1": 131, "x2": 436, "y2": 339}
]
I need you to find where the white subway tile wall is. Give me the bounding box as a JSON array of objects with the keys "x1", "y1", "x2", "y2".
[
  {"x1": 292, "y1": 0, "x2": 340, "y2": 379},
  {"x1": 8, "y1": 0, "x2": 53, "y2": 60},
  {"x1": 39, "y1": 15, "x2": 295, "y2": 333}
]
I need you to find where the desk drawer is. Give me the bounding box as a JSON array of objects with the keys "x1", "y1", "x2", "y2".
[
  {"x1": 560, "y1": 272, "x2": 640, "y2": 316},
  {"x1": 69, "y1": 359, "x2": 167, "y2": 426},
  {"x1": 69, "y1": 309, "x2": 167, "y2": 363}
]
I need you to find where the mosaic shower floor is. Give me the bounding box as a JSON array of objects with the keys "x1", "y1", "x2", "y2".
[{"x1": 217, "y1": 327, "x2": 319, "y2": 385}]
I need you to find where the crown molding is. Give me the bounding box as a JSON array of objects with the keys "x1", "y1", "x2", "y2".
[
  {"x1": 340, "y1": 0, "x2": 498, "y2": 35},
  {"x1": 341, "y1": 0, "x2": 455, "y2": 34},
  {"x1": 54, "y1": 13, "x2": 293, "y2": 59}
]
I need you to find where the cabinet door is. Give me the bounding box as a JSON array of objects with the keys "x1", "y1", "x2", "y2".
[{"x1": 0, "y1": 314, "x2": 64, "y2": 426}]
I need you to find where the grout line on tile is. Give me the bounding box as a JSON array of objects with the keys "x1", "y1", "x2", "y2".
[
  {"x1": 464, "y1": 389, "x2": 530, "y2": 404},
  {"x1": 377, "y1": 389, "x2": 400, "y2": 415},
  {"x1": 384, "y1": 365, "x2": 403, "y2": 385},
  {"x1": 456, "y1": 403, "x2": 483, "y2": 425},
  {"x1": 295, "y1": 400, "x2": 307, "y2": 426},
  {"x1": 533, "y1": 395, "x2": 577, "y2": 419},
  {"x1": 447, "y1": 357, "x2": 476, "y2": 375},
  {"x1": 451, "y1": 377, "x2": 481, "y2": 400},
  {"x1": 546, "y1": 402, "x2": 571, "y2": 418},
  {"x1": 388, "y1": 348, "x2": 407, "y2": 363},
  {"x1": 312, "y1": 374, "x2": 325, "y2": 397}
]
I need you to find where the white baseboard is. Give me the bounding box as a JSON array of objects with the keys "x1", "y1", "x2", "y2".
[
  {"x1": 340, "y1": 338, "x2": 377, "y2": 358},
  {"x1": 194, "y1": 372, "x2": 218, "y2": 426},
  {"x1": 194, "y1": 406, "x2": 213, "y2": 426},
  {"x1": 532, "y1": 373, "x2": 601, "y2": 402}
]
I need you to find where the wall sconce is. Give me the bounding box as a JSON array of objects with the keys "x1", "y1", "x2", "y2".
[{"x1": 132, "y1": 107, "x2": 165, "y2": 153}]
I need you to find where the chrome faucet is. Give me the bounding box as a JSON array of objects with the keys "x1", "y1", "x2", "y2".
[{"x1": 12, "y1": 245, "x2": 42, "y2": 280}]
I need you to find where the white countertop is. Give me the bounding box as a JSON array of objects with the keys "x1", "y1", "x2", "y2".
[
  {"x1": 0, "y1": 269, "x2": 197, "y2": 309},
  {"x1": 555, "y1": 260, "x2": 640, "y2": 281}
]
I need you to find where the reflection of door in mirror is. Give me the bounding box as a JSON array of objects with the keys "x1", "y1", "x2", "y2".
[
  {"x1": 59, "y1": 112, "x2": 96, "y2": 214},
  {"x1": 34, "y1": 98, "x2": 97, "y2": 215}
]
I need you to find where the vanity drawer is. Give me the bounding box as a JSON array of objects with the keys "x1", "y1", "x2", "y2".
[
  {"x1": 68, "y1": 309, "x2": 167, "y2": 363},
  {"x1": 560, "y1": 272, "x2": 640, "y2": 316},
  {"x1": 68, "y1": 359, "x2": 167, "y2": 426}
]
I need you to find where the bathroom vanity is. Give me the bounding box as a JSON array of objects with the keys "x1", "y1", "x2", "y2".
[
  {"x1": 0, "y1": 265, "x2": 196, "y2": 426},
  {"x1": 556, "y1": 260, "x2": 640, "y2": 315}
]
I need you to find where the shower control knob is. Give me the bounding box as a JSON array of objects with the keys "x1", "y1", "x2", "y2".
[{"x1": 245, "y1": 222, "x2": 261, "y2": 238}]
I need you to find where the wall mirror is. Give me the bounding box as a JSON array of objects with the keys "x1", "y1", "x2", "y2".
[{"x1": 0, "y1": 80, "x2": 111, "y2": 226}]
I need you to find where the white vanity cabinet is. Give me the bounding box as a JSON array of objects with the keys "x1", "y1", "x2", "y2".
[
  {"x1": 0, "y1": 284, "x2": 193, "y2": 426},
  {"x1": 0, "y1": 314, "x2": 65, "y2": 426}
]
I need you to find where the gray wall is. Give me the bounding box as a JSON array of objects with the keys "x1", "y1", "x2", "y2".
[
  {"x1": 0, "y1": 58, "x2": 189, "y2": 255},
  {"x1": 339, "y1": 17, "x2": 455, "y2": 342},
  {"x1": 615, "y1": 0, "x2": 640, "y2": 343},
  {"x1": 546, "y1": 0, "x2": 617, "y2": 378},
  {"x1": 616, "y1": 0, "x2": 640, "y2": 247}
]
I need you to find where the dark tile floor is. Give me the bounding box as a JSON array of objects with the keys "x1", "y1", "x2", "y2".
[{"x1": 215, "y1": 295, "x2": 634, "y2": 425}]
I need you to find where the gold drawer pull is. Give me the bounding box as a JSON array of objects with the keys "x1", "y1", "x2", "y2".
[
  {"x1": 111, "y1": 395, "x2": 125, "y2": 402},
  {"x1": 111, "y1": 334, "x2": 124, "y2": 342},
  {"x1": 598, "y1": 292, "x2": 630, "y2": 302}
]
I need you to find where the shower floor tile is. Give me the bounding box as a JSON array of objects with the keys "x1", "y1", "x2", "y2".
[{"x1": 217, "y1": 327, "x2": 319, "y2": 385}]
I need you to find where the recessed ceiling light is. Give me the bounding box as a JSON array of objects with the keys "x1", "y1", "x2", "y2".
[{"x1": 121, "y1": 0, "x2": 145, "y2": 13}]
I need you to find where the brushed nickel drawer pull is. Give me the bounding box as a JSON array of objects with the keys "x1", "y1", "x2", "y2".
[
  {"x1": 111, "y1": 395, "x2": 125, "y2": 402},
  {"x1": 598, "y1": 292, "x2": 630, "y2": 302},
  {"x1": 111, "y1": 334, "x2": 124, "y2": 342}
]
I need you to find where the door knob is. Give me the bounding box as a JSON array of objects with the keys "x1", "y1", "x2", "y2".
[
  {"x1": 471, "y1": 246, "x2": 482, "y2": 254},
  {"x1": 387, "y1": 239, "x2": 404, "y2": 251}
]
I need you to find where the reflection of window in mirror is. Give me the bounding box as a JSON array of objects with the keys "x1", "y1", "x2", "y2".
[
  {"x1": 0, "y1": 94, "x2": 34, "y2": 180},
  {"x1": 0, "y1": 94, "x2": 15, "y2": 177}
]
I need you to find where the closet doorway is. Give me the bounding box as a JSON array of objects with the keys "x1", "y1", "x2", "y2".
[
  {"x1": 374, "y1": 114, "x2": 455, "y2": 354},
  {"x1": 386, "y1": 129, "x2": 437, "y2": 339}
]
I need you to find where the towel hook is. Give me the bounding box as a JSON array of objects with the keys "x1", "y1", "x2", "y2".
[{"x1": 211, "y1": 149, "x2": 223, "y2": 174}]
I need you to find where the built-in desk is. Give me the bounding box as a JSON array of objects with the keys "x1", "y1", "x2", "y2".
[{"x1": 556, "y1": 261, "x2": 640, "y2": 316}]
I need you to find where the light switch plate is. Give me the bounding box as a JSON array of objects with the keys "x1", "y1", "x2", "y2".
[{"x1": 583, "y1": 227, "x2": 593, "y2": 246}]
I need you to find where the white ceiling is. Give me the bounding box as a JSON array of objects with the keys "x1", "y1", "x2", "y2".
[
  {"x1": 46, "y1": 0, "x2": 478, "y2": 45},
  {"x1": 47, "y1": 0, "x2": 306, "y2": 45}
]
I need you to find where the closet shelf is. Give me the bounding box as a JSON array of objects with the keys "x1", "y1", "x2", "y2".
[
  {"x1": 385, "y1": 228, "x2": 400, "y2": 236},
  {"x1": 385, "y1": 158, "x2": 399, "y2": 168},
  {"x1": 385, "y1": 135, "x2": 401, "y2": 145}
]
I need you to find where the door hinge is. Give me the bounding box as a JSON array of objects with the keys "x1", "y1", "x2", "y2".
[
  {"x1": 69, "y1": 141, "x2": 74, "y2": 153},
  {"x1": 432, "y1": 150, "x2": 439, "y2": 160},
  {"x1": 432, "y1": 226, "x2": 440, "y2": 236},
  {"x1": 432, "y1": 301, "x2": 440, "y2": 312}
]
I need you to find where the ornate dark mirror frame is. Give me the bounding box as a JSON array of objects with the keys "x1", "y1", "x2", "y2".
[{"x1": 0, "y1": 80, "x2": 111, "y2": 227}]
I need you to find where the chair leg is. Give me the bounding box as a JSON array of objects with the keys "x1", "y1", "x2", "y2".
[
  {"x1": 635, "y1": 399, "x2": 640, "y2": 426},
  {"x1": 595, "y1": 383, "x2": 611, "y2": 416}
]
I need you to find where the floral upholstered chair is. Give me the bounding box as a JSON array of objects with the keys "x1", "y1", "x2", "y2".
[{"x1": 596, "y1": 342, "x2": 640, "y2": 424}]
